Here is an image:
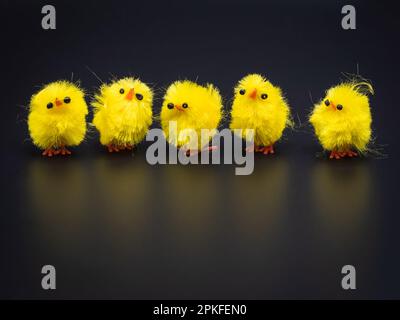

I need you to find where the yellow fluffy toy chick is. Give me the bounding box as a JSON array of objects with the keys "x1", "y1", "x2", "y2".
[
  {"x1": 230, "y1": 74, "x2": 292, "y2": 155},
  {"x1": 160, "y1": 80, "x2": 223, "y2": 153},
  {"x1": 92, "y1": 77, "x2": 153, "y2": 152},
  {"x1": 28, "y1": 81, "x2": 88, "y2": 157},
  {"x1": 309, "y1": 81, "x2": 373, "y2": 159}
]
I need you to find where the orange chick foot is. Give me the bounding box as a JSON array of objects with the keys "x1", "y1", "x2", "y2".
[
  {"x1": 107, "y1": 144, "x2": 134, "y2": 152},
  {"x1": 107, "y1": 144, "x2": 120, "y2": 153},
  {"x1": 329, "y1": 151, "x2": 343, "y2": 159},
  {"x1": 329, "y1": 150, "x2": 358, "y2": 159},
  {"x1": 256, "y1": 145, "x2": 275, "y2": 155},
  {"x1": 42, "y1": 148, "x2": 57, "y2": 157},
  {"x1": 245, "y1": 145, "x2": 255, "y2": 153},
  {"x1": 345, "y1": 150, "x2": 358, "y2": 158},
  {"x1": 125, "y1": 144, "x2": 134, "y2": 151},
  {"x1": 54, "y1": 147, "x2": 72, "y2": 156},
  {"x1": 206, "y1": 145, "x2": 218, "y2": 152}
]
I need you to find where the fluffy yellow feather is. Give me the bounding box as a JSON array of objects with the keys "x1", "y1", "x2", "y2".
[
  {"x1": 28, "y1": 81, "x2": 88, "y2": 156},
  {"x1": 160, "y1": 80, "x2": 223, "y2": 151},
  {"x1": 92, "y1": 77, "x2": 153, "y2": 152},
  {"x1": 309, "y1": 81, "x2": 373, "y2": 159},
  {"x1": 230, "y1": 74, "x2": 292, "y2": 155}
]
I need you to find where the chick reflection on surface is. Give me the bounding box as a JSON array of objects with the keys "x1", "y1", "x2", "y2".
[
  {"x1": 230, "y1": 157, "x2": 290, "y2": 242},
  {"x1": 311, "y1": 160, "x2": 375, "y2": 240},
  {"x1": 90, "y1": 155, "x2": 153, "y2": 241},
  {"x1": 158, "y1": 165, "x2": 220, "y2": 244},
  {"x1": 25, "y1": 158, "x2": 90, "y2": 251}
]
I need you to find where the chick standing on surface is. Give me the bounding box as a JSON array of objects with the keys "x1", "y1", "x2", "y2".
[
  {"x1": 28, "y1": 81, "x2": 88, "y2": 157},
  {"x1": 309, "y1": 80, "x2": 373, "y2": 159},
  {"x1": 92, "y1": 77, "x2": 153, "y2": 152},
  {"x1": 160, "y1": 80, "x2": 223, "y2": 154},
  {"x1": 230, "y1": 74, "x2": 292, "y2": 155}
]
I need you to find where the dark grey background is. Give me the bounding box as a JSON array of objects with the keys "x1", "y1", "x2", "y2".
[{"x1": 1, "y1": 0, "x2": 400, "y2": 299}]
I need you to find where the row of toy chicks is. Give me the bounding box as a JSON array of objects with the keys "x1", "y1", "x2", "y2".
[{"x1": 28, "y1": 74, "x2": 374, "y2": 159}]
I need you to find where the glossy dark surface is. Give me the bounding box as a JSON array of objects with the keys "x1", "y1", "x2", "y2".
[{"x1": 1, "y1": 0, "x2": 399, "y2": 299}]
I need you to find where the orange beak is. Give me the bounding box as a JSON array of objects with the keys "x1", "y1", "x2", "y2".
[
  {"x1": 330, "y1": 102, "x2": 336, "y2": 111},
  {"x1": 125, "y1": 88, "x2": 134, "y2": 101},
  {"x1": 249, "y1": 89, "x2": 257, "y2": 100},
  {"x1": 175, "y1": 105, "x2": 184, "y2": 112},
  {"x1": 55, "y1": 98, "x2": 63, "y2": 107}
]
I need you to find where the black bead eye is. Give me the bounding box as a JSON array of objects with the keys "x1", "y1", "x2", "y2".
[
  {"x1": 136, "y1": 93, "x2": 143, "y2": 100},
  {"x1": 182, "y1": 103, "x2": 188, "y2": 109},
  {"x1": 261, "y1": 93, "x2": 268, "y2": 100},
  {"x1": 324, "y1": 99, "x2": 330, "y2": 106},
  {"x1": 337, "y1": 104, "x2": 343, "y2": 110},
  {"x1": 167, "y1": 103, "x2": 174, "y2": 109},
  {"x1": 64, "y1": 97, "x2": 71, "y2": 104},
  {"x1": 239, "y1": 89, "x2": 246, "y2": 95},
  {"x1": 119, "y1": 88, "x2": 125, "y2": 94},
  {"x1": 47, "y1": 102, "x2": 53, "y2": 109}
]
